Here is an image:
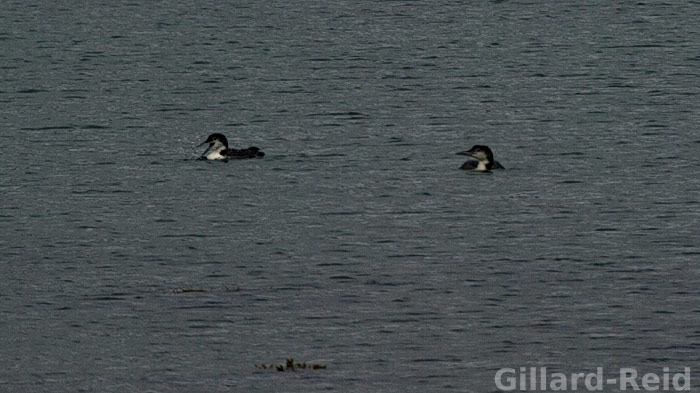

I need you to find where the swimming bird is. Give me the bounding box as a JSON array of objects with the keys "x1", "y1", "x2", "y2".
[
  {"x1": 456, "y1": 145, "x2": 504, "y2": 171},
  {"x1": 199, "y1": 133, "x2": 265, "y2": 160}
]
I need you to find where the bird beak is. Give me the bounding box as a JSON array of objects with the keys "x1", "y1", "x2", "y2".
[
  {"x1": 456, "y1": 150, "x2": 472, "y2": 156},
  {"x1": 199, "y1": 141, "x2": 214, "y2": 157}
]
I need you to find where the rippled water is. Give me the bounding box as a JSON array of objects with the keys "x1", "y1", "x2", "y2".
[{"x1": 2, "y1": 1, "x2": 700, "y2": 392}]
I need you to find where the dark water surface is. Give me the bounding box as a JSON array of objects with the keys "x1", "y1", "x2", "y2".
[{"x1": 2, "y1": 1, "x2": 700, "y2": 392}]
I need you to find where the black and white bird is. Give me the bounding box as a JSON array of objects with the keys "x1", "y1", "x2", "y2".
[
  {"x1": 198, "y1": 133, "x2": 264, "y2": 160},
  {"x1": 456, "y1": 145, "x2": 504, "y2": 171}
]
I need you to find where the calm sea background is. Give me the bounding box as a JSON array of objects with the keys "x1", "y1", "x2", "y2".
[{"x1": 2, "y1": 1, "x2": 700, "y2": 392}]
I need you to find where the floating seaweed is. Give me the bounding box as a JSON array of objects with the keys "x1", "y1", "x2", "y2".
[{"x1": 256, "y1": 358, "x2": 327, "y2": 372}]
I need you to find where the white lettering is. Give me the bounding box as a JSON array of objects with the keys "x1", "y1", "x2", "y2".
[
  {"x1": 494, "y1": 368, "x2": 516, "y2": 391},
  {"x1": 540, "y1": 367, "x2": 547, "y2": 390},
  {"x1": 493, "y1": 366, "x2": 690, "y2": 391},
  {"x1": 571, "y1": 372, "x2": 584, "y2": 390},
  {"x1": 585, "y1": 367, "x2": 603, "y2": 391},
  {"x1": 550, "y1": 372, "x2": 567, "y2": 391},
  {"x1": 672, "y1": 368, "x2": 690, "y2": 391},
  {"x1": 620, "y1": 368, "x2": 639, "y2": 390},
  {"x1": 641, "y1": 372, "x2": 659, "y2": 391}
]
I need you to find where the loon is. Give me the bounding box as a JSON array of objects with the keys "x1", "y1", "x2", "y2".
[
  {"x1": 199, "y1": 133, "x2": 265, "y2": 160},
  {"x1": 456, "y1": 145, "x2": 504, "y2": 171}
]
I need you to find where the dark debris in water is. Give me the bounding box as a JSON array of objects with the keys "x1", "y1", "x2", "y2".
[{"x1": 256, "y1": 358, "x2": 327, "y2": 372}]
